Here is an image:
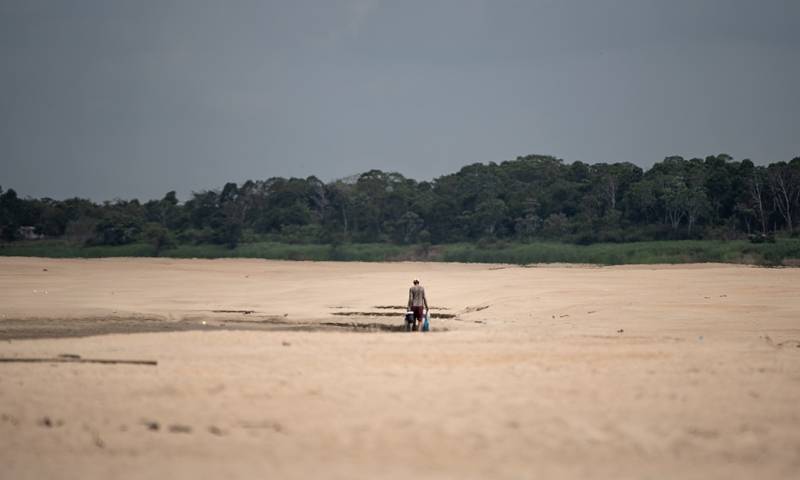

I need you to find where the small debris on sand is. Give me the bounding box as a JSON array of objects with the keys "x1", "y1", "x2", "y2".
[
  {"x1": 208, "y1": 425, "x2": 225, "y2": 436},
  {"x1": 0, "y1": 413, "x2": 19, "y2": 427},
  {"x1": 168, "y1": 424, "x2": 192, "y2": 434},
  {"x1": 143, "y1": 420, "x2": 160, "y2": 431},
  {"x1": 463, "y1": 304, "x2": 490, "y2": 313},
  {"x1": 282, "y1": 341, "x2": 291, "y2": 347},
  {"x1": 240, "y1": 420, "x2": 285, "y2": 433},
  {"x1": 617, "y1": 329, "x2": 624, "y2": 334},
  {"x1": 1, "y1": 414, "x2": 19, "y2": 426}
]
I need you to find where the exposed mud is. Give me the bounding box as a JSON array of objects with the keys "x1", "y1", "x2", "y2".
[
  {"x1": 0, "y1": 317, "x2": 221, "y2": 341},
  {"x1": 332, "y1": 311, "x2": 457, "y2": 319},
  {"x1": 0, "y1": 315, "x2": 440, "y2": 340}
]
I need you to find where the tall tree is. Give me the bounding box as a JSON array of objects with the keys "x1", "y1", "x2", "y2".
[{"x1": 768, "y1": 160, "x2": 800, "y2": 233}]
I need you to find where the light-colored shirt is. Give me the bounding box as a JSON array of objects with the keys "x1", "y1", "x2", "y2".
[{"x1": 408, "y1": 285, "x2": 428, "y2": 309}]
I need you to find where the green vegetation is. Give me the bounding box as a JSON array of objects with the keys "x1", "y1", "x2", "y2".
[
  {"x1": 441, "y1": 239, "x2": 800, "y2": 266},
  {"x1": 2, "y1": 153, "x2": 799, "y2": 265},
  {"x1": 0, "y1": 240, "x2": 418, "y2": 262},
  {"x1": 0, "y1": 240, "x2": 155, "y2": 258},
  {"x1": 3, "y1": 239, "x2": 799, "y2": 266}
]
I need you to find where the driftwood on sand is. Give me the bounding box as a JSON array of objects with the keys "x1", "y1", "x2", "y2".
[{"x1": 0, "y1": 354, "x2": 157, "y2": 366}]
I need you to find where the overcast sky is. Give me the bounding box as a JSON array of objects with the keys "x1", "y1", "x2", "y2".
[{"x1": 1, "y1": 0, "x2": 798, "y2": 201}]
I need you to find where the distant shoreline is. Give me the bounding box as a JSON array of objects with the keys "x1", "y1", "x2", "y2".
[{"x1": 2, "y1": 239, "x2": 799, "y2": 267}]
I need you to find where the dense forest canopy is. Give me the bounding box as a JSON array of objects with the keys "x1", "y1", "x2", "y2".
[{"x1": 2, "y1": 154, "x2": 799, "y2": 248}]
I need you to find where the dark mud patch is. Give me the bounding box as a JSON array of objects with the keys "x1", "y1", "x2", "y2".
[
  {"x1": 0, "y1": 317, "x2": 221, "y2": 341},
  {"x1": 333, "y1": 311, "x2": 456, "y2": 319},
  {"x1": 0, "y1": 315, "x2": 446, "y2": 340},
  {"x1": 219, "y1": 316, "x2": 292, "y2": 325},
  {"x1": 320, "y1": 321, "x2": 407, "y2": 332},
  {"x1": 372, "y1": 305, "x2": 450, "y2": 311}
]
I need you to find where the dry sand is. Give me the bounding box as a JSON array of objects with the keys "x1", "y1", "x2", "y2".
[{"x1": 1, "y1": 257, "x2": 799, "y2": 479}]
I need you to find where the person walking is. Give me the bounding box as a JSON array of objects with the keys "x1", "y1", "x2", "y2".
[{"x1": 407, "y1": 279, "x2": 429, "y2": 331}]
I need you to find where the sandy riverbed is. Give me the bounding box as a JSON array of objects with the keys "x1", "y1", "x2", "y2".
[{"x1": 1, "y1": 257, "x2": 799, "y2": 479}]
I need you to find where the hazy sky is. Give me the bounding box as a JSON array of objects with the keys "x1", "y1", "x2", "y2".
[{"x1": 1, "y1": 0, "x2": 799, "y2": 201}]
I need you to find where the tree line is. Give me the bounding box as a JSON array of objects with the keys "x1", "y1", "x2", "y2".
[{"x1": 2, "y1": 154, "x2": 799, "y2": 249}]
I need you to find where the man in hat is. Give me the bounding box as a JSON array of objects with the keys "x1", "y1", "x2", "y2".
[{"x1": 407, "y1": 279, "x2": 429, "y2": 331}]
